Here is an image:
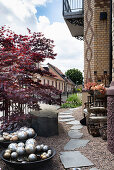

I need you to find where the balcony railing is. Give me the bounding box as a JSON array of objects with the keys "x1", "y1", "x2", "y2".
[{"x1": 63, "y1": 0, "x2": 84, "y2": 17}]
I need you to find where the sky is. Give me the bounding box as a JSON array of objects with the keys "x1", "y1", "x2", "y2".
[{"x1": 0, "y1": 0, "x2": 84, "y2": 74}]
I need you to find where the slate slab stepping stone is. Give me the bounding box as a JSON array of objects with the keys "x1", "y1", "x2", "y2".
[
  {"x1": 64, "y1": 139, "x2": 90, "y2": 150},
  {"x1": 90, "y1": 168, "x2": 99, "y2": 170},
  {"x1": 59, "y1": 115, "x2": 74, "y2": 118},
  {"x1": 59, "y1": 118, "x2": 75, "y2": 122},
  {"x1": 72, "y1": 168, "x2": 81, "y2": 170},
  {"x1": 68, "y1": 130, "x2": 83, "y2": 139},
  {"x1": 59, "y1": 112, "x2": 72, "y2": 115},
  {"x1": 70, "y1": 125, "x2": 83, "y2": 130},
  {"x1": 60, "y1": 151, "x2": 94, "y2": 169},
  {"x1": 66, "y1": 120, "x2": 80, "y2": 125}
]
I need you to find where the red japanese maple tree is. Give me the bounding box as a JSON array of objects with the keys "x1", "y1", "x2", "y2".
[{"x1": 0, "y1": 26, "x2": 60, "y2": 132}]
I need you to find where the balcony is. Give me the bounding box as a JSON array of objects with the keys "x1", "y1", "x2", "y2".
[{"x1": 63, "y1": 0, "x2": 84, "y2": 39}]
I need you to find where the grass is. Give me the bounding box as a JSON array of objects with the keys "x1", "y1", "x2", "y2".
[{"x1": 61, "y1": 93, "x2": 82, "y2": 108}]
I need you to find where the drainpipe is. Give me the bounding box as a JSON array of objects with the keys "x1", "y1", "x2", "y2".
[{"x1": 109, "y1": 0, "x2": 112, "y2": 83}]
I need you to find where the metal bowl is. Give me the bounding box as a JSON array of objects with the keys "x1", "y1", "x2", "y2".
[{"x1": 0, "y1": 147, "x2": 56, "y2": 170}]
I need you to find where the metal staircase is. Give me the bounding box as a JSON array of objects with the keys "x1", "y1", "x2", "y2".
[{"x1": 63, "y1": 0, "x2": 84, "y2": 40}]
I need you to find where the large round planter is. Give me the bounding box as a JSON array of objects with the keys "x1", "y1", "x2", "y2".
[
  {"x1": 0, "y1": 147, "x2": 56, "y2": 170},
  {"x1": 94, "y1": 90, "x2": 106, "y2": 99}
]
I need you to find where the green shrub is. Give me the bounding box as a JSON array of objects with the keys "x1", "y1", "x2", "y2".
[{"x1": 61, "y1": 94, "x2": 82, "y2": 108}]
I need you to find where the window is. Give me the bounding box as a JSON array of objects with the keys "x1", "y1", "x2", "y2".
[
  {"x1": 52, "y1": 81, "x2": 54, "y2": 86},
  {"x1": 59, "y1": 82, "x2": 60, "y2": 90},
  {"x1": 44, "y1": 79, "x2": 45, "y2": 85},
  {"x1": 48, "y1": 80, "x2": 49, "y2": 85}
]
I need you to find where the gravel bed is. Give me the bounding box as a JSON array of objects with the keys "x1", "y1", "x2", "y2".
[{"x1": 0, "y1": 107, "x2": 113, "y2": 170}]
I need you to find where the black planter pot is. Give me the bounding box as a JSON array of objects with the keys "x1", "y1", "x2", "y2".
[{"x1": 0, "y1": 148, "x2": 56, "y2": 170}]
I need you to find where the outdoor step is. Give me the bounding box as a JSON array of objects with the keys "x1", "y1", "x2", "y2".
[
  {"x1": 64, "y1": 139, "x2": 90, "y2": 150},
  {"x1": 59, "y1": 118, "x2": 75, "y2": 122},
  {"x1": 66, "y1": 120, "x2": 80, "y2": 125},
  {"x1": 70, "y1": 125, "x2": 83, "y2": 130},
  {"x1": 58, "y1": 115, "x2": 74, "y2": 118},
  {"x1": 60, "y1": 151, "x2": 94, "y2": 169},
  {"x1": 68, "y1": 130, "x2": 83, "y2": 139}
]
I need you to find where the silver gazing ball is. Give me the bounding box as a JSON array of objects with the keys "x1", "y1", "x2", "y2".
[
  {"x1": 3, "y1": 152, "x2": 11, "y2": 159},
  {"x1": 26, "y1": 128, "x2": 35, "y2": 138},
  {"x1": 20, "y1": 127, "x2": 28, "y2": 132},
  {"x1": 11, "y1": 152, "x2": 18, "y2": 159},
  {"x1": 0, "y1": 137, "x2": 4, "y2": 142},
  {"x1": 18, "y1": 131, "x2": 28, "y2": 140},
  {"x1": 28, "y1": 154, "x2": 37, "y2": 162},
  {"x1": 36, "y1": 145, "x2": 41, "y2": 152},
  {"x1": 17, "y1": 142, "x2": 25, "y2": 147},
  {"x1": 8, "y1": 143, "x2": 17, "y2": 152},
  {"x1": 25, "y1": 138, "x2": 37, "y2": 146},
  {"x1": 47, "y1": 150, "x2": 52, "y2": 156},
  {"x1": 40, "y1": 144, "x2": 44, "y2": 150},
  {"x1": 43, "y1": 145, "x2": 48, "y2": 152},
  {"x1": 25, "y1": 144, "x2": 36, "y2": 154},
  {"x1": 16, "y1": 147, "x2": 25, "y2": 156}
]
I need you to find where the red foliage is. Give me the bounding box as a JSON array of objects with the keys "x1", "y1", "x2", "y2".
[{"x1": 0, "y1": 26, "x2": 60, "y2": 131}]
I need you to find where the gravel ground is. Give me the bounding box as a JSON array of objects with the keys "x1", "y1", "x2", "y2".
[{"x1": 0, "y1": 107, "x2": 114, "y2": 170}]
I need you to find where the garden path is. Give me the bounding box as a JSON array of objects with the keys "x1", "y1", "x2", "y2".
[{"x1": 59, "y1": 107, "x2": 99, "y2": 170}]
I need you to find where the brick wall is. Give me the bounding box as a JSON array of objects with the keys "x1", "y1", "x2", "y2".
[
  {"x1": 112, "y1": 0, "x2": 114, "y2": 81},
  {"x1": 84, "y1": 0, "x2": 110, "y2": 85}
]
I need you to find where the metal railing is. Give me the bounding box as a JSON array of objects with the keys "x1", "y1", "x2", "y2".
[{"x1": 63, "y1": 0, "x2": 84, "y2": 16}]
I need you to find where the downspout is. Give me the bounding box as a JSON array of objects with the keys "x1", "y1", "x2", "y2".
[{"x1": 109, "y1": 0, "x2": 112, "y2": 83}]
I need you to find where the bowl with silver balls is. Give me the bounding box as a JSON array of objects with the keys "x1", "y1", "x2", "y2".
[
  {"x1": 0, "y1": 138, "x2": 56, "y2": 169},
  {"x1": 0, "y1": 127, "x2": 37, "y2": 147}
]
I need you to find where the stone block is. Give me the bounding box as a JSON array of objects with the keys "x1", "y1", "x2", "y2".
[{"x1": 30, "y1": 104, "x2": 58, "y2": 137}]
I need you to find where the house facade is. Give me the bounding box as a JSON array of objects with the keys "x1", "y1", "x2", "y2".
[
  {"x1": 63, "y1": 0, "x2": 114, "y2": 154},
  {"x1": 40, "y1": 63, "x2": 75, "y2": 93},
  {"x1": 63, "y1": 0, "x2": 111, "y2": 85}
]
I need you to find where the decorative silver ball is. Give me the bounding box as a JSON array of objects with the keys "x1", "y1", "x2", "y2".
[
  {"x1": 25, "y1": 138, "x2": 37, "y2": 146},
  {"x1": 26, "y1": 128, "x2": 35, "y2": 138},
  {"x1": 8, "y1": 143, "x2": 17, "y2": 152},
  {"x1": 3, "y1": 152, "x2": 11, "y2": 159},
  {"x1": 11, "y1": 152, "x2": 18, "y2": 159},
  {"x1": 25, "y1": 144, "x2": 36, "y2": 154},
  {"x1": 16, "y1": 147, "x2": 25, "y2": 155},
  {"x1": 47, "y1": 150, "x2": 52, "y2": 156},
  {"x1": 17, "y1": 142, "x2": 25, "y2": 147},
  {"x1": 46, "y1": 153, "x2": 50, "y2": 158},
  {"x1": 40, "y1": 144, "x2": 44, "y2": 150},
  {"x1": 20, "y1": 127, "x2": 28, "y2": 132},
  {"x1": 28, "y1": 154, "x2": 37, "y2": 162},
  {"x1": 43, "y1": 145, "x2": 48, "y2": 152},
  {"x1": 36, "y1": 145, "x2": 41, "y2": 152},
  {"x1": 0, "y1": 137, "x2": 4, "y2": 142},
  {"x1": 18, "y1": 131, "x2": 28, "y2": 140},
  {"x1": 5, "y1": 149, "x2": 11, "y2": 154}
]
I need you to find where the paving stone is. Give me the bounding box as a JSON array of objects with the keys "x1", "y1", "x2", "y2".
[
  {"x1": 68, "y1": 130, "x2": 83, "y2": 139},
  {"x1": 60, "y1": 151, "x2": 94, "y2": 169},
  {"x1": 59, "y1": 112, "x2": 73, "y2": 115},
  {"x1": 64, "y1": 139, "x2": 90, "y2": 150},
  {"x1": 70, "y1": 125, "x2": 83, "y2": 130},
  {"x1": 59, "y1": 118, "x2": 75, "y2": 122},
  {"x1": 90, "y1": 168, "x2": 99, "y2": 170},
  {"x1": 59, "y1": 115, "x2": 74, "y2": 118},
  {"x1": 66, "y1": 120, "x2": 80, "y2": 125}
]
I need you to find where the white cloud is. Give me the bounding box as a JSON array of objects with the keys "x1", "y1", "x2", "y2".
[
  {"x1": 37, "y1": 16, "x2": 84, "y2": 73},
  {"x1": 0, "y1": 0, "x2": 84, "y2": 73}
]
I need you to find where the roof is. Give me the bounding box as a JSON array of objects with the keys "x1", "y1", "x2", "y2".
[{"x1": 47, "y1": 63, "x2": 75, "y2": 86}]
